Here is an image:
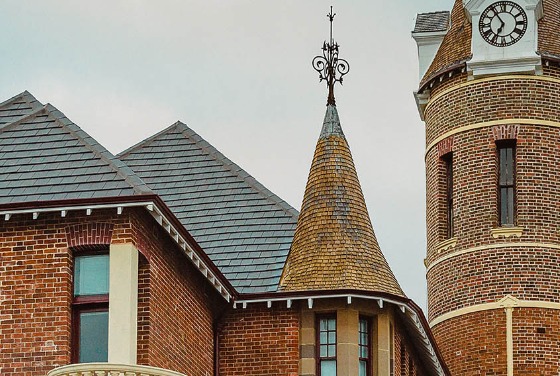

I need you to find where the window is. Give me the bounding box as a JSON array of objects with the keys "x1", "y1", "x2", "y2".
[
  {"x1": 498, "y1": 142, "x2": 516, "y2": 226},
  {"x1": 317, "y1": 315, "x2": 337, "y2": 376},
  {"x1": 359, "y1": 317, "x2": 371, "y2": 376},
  {"x1": 442, "y1": 153, "x2": 454, "y2": 238},
  {"x1": 72, "y1": 252, "x2": 109, "y2": 363}
]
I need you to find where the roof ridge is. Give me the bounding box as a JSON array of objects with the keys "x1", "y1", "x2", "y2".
[
  {"x1": 117, "y1": 121, "x2": 183, "y2": 158},
  {"x1": 0, "y1": 91, "x2": 39, "y2": 110},
  {"x1": 43, "y1": 104, "x2": 153, "y2": 195},
  {"x1": 0, "y1": 105, "x2": 49, "y2": 134},
  {"x1": 176, "y1": 123, "x2": 299, "y2": 220}
]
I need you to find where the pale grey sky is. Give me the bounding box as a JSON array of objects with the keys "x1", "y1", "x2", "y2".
[{"x1": 0, "y1": 0, "x2": 454, "y2": 310}]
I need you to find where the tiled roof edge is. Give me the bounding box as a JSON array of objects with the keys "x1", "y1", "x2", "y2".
[
  {"x1": 175, "y1": 122, "x2": 300, "y2": 220},
  {"x1": 44, "y1": 104, "x2": 153, "y2": 195},
  {"x1": 0, "y1": 90, "x2": 42, "y2": 111}
]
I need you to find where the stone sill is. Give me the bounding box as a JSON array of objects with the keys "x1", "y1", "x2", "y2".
[
  {"x1": 47, "y1": 363, "x2": 187, "y2": 376},
  {"x1": 491, "y1": 227, "x2": 524, "y2": 239}
]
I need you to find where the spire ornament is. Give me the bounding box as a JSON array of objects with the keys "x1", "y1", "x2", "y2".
[{"x1": 312, "y1": 6, "x2": 350, "y2": 106}]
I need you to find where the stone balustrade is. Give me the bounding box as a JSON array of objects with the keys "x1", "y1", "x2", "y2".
[{"x1": 47, "y1": 363, "x2": 188, "y2": 376}]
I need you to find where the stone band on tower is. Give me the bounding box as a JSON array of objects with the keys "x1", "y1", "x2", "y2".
[{"x1": 414, "y1": 0, "x2": 560, "y2": 374}]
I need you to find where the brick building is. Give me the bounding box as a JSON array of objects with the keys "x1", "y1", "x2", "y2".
[
  {"x1": 0, "y1": 83, "x2": 445, "y2": 375},
  {"x1": 413, "y1": 0, "x2": 560, "y2": 374}
]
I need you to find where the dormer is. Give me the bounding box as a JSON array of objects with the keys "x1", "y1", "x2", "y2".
[
  {"x1": 412, "y1": 11, "x2": 452, "y2": 80},
  {"x1": 464, "y1": 0, "x2": 544, "y2": 77}
]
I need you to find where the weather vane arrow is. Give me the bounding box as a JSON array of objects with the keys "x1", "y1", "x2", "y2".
[{"x1": 312, "y1": 6, "x2": 350, "y2": 106}]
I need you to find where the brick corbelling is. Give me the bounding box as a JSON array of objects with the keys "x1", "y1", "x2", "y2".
[
  {"x1": 65, "y1": 223, "x2": 114, "y2": 250},
  {"x1": 427, "y1": 247, "x2": 560, "y2": 321},
  {"x1": 424, "y1": 74, "x2": 560, "y2": 146},
  {"x1": 425, "y1": 126, "x2": 560, "y2": 266},
  {"x1": 218, "y1": 303, "x2": 299, "y2": 376},
  {"x1": 431, "y1": 310, "x2": 507, "y2": 376}
]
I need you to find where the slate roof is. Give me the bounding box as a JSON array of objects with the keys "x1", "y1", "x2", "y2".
[
  {"x1": 118, "y1": 122, "x2": 299, "y2": 293},
  {"x1": 0, "y1": 92, "x2": 152, "y2": 205},
  {"x1": 413, "y1": 11, "x2": 450, "y2": 33},
  {"x1": 278, "y1": 105, "x2": 404, "y2": 296}
]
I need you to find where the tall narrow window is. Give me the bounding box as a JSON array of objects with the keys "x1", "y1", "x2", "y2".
[
  {"x1": 498, "y1": 142, "x2": 516, "y2": 226},
  {"x1": 442, "y1": 153, "x2": 454, "y2": 238},
  {"x1": 72, "y1": 252, "x2": 109, "y2": 363},
  {"x1": 359, "y1": 317, "x2": 371, "y2": 376},
  {"x1": 317, "y1": 315, "x2": 337, "y2": 376}
]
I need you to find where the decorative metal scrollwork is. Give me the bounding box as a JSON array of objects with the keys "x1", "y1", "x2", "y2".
[{"x1": 312, "y1": 6, "x2": 350, "y2": 106}]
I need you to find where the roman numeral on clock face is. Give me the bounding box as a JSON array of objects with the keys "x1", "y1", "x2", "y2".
[{"x1": 478, "y1": 1, "x2": 528, "y2": 47}]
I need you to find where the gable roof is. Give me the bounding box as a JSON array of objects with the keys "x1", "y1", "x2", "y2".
[
  {"x1": 279, "y1": 105, "x2": 404, "y2": 297},
  {"x1": 118, "y1": 122, "x2": 299, "y2": 293},
  {"x1": 0, "y1": 94, "x2": 152, "y2": 205}
]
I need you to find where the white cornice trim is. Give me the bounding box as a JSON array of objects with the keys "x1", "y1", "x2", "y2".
[
  {"x1": 0, "y1": 201, "x2": 233, "y2": 302},
  {"x1": 430, "y1": 297, "x2": 560, "y2": 327},
  {"x1": 427, "y1": 242, "x2": 560, "y2": 272}
]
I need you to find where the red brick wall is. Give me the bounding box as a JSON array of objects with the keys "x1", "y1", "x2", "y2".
[
  {"x1": 129, "y1": 210, "x2": 223, "y2": 375},
  {"x1": 432, "y1": 310, "x2": 507, "y2": 375},
  {"x1": 0, "y1": 213, "x2": 72, "y2": 376},
  {"x1": 218, "y1": 303, "x2": 299, "y2": 376},
  {"x1": 423, "y1": 61, "x2": 560, "y2": 374},
  {"x1": 0, "y1": 207, "x2": 223, "y2": 375},
  {"x1": 395, "y1": 322, "x2": 429, "y2": 376}
]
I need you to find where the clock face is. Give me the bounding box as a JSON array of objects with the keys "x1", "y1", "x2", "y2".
[{"x1": 479, "y1": 1, "x2": 528, "y2": 47}]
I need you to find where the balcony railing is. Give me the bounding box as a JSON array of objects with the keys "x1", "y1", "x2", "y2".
[{"x1": 47, "y1": 363, "x2": 188, "y2": 376}]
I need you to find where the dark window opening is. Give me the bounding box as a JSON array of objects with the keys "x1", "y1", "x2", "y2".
[
  {"x1": 498, "y1": 142, "x2": 516, "y2": 226},
  {"x1": 442, "y1": 153, "x2": 454, "y2": 238}
]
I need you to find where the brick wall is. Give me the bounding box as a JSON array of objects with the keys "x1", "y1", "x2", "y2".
[
  {"x1": 423, "y1": 59, "x2": 560, "y2": 374},
  {"x1": 432, "y1": 311, "x2": 507, "y2": 375},
  {"x1": 129, "y1": 210, "x2": 223, "y2": 375},
  {"x1": 0, "y1": 207, "x2": 223, "y2": 376},
  {"x1": 218, "y1": 303, "x2": 299, "y2": 376},
  {"x1": 394, "y1": 327, "x2": 429, "y2": 376}
]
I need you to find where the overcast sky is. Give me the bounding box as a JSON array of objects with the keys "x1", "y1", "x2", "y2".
[{"x1": 0, "y1": 0, "x2": 455, "y2": 310}]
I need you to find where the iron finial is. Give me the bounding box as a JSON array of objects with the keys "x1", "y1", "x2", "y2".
[{"x1": 312, "y1": 6, "x2": 350, "y2": 106}]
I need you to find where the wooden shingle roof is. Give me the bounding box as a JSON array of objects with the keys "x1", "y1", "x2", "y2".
[{"x1": 279, "y1": 105, "x2": 404, "y2": 296}]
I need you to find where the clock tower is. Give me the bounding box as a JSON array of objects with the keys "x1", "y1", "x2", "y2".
[
  {"x1": 414, "y1": 0, "x2": 560, "y2": 375},
  {"x1": 466, "y1": 0, "x2": 543, "y2": 77}
]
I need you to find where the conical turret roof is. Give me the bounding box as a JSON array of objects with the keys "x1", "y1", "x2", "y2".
[{"x1": 279, "y1": 105, "x2": 404, "y2": 296}]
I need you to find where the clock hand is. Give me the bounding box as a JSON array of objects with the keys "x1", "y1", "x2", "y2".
[{"x1": 495, "y1": 12, "x2": 506, "y2": 35}]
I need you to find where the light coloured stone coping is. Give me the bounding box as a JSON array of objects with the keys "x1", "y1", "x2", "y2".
[{"x1": 47, "y1": 363, "x2": 188, "y2": 376}]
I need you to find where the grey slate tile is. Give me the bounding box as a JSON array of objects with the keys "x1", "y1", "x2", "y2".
[{"x1": 119, "y1": 122, "x2": 299, "y2": 293}]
